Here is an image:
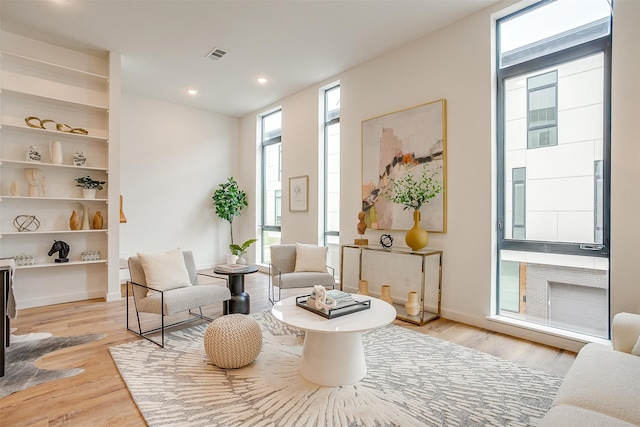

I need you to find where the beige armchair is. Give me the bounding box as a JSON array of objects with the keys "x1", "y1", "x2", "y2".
[
  {"x1": 269, "y1": 243, "x2": 335, "y2": 303},
  {"x1": 127, "y1": 250, "x2": 230, "y2": 347}
]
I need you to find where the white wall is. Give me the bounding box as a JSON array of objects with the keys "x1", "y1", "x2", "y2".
[
  {"x1": 238, "y1": 0, "x2": 640, "y2": 351},
  {"x1": 119, "y1": 93, "x2": 239, "y2": 268}
]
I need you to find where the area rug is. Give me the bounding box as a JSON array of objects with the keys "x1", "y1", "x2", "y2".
[
  {"x1": 110, "y1": 312, "x2": 562, "y2": 427},
  {"x1": 1, "y1": 333, "x2": 106, "y2": 398}
]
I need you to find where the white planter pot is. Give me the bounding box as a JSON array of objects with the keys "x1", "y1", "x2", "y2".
[
  {"x1": 226, "y1": 254, "x2": 238, "y2": 265},
  {"x1": 82, "y1": 189, "x2": 96, "y2": 199}
]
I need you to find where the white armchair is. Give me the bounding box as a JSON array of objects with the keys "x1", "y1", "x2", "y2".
[
  {"x1": 127, "y1": 249, "x2": 231, "y2": 347},
  {"x1": 269, "y1": 243, "x2": 335, "y2": 303}
]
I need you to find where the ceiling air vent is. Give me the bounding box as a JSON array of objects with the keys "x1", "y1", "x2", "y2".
[{"x1": 206, "y1": 47, "x2": 227, "y2": 60}]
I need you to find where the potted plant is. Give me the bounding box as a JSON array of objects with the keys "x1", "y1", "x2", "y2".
[
  {"x1": 381, "y1": 165, "x2": 442, "y2": 251},
  {"x1": 212, "y1": 177, "x2": 256, "y2": 264},
  {"x1": 229, "y1": 238, "x2": 258, "y2": 265},
  {"x1": 75, "y1": 175, "x2": 106, "y2": 199}
]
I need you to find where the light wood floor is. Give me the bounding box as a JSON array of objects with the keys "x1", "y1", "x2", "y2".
[{"x1": 1, "y1": 272, "x2": 576, "y2": 426}]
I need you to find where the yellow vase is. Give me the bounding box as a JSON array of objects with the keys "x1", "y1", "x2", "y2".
[{"x1": 405, "y1": 210, "x2": 429, "y2": 251}]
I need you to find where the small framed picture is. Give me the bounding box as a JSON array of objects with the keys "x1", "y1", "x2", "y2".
[{"x1": 289, "y1": 175, "x2": 308, "y2": 212}]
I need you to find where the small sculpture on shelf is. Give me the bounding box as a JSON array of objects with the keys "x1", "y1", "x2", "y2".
[
  {"x1": 48, "y1": 240, "x2": 70, "y2": 263},
  {"x1": 354, "y1": 211, "x2": 368, "y2": 246},
  {"x1": 13, "y1": 214, "x2": 40, "y2": 232},
  {"x1": 24, "y1": 168, "x2": 42, "y2": 197},
  {"x1": 92, "y1": 211, "x2": 104, "y2": 230}
]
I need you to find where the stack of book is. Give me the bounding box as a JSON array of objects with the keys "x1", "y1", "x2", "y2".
[
  {"x1": 215, "y1": 264, "x2": 251, "y2": 273},
  {"x1": 297, "y1": 289, "x2": 371, "y2": 319},
  {"x1": 308, "y1": 289, "x2": 355, "y2": 309}
]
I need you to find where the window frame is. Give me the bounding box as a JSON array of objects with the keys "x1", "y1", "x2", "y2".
[
  {"x1": 323, "y1": 84, "x2": 340, "y2": 245},
  {"x1": 260, "y1": 109, "x2": 282, "y2": 263},
  {"x1": 496, "y1": 14, "x2": 612, "y2": 258}
]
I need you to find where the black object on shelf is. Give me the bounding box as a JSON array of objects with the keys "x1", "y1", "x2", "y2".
[{"x1": 296, "y1": 295, "x2": 371, "y2": 319}]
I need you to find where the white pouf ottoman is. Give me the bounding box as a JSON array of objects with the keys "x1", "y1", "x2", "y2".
[{"x1": 204, "y1": 314, "x2": 262, "y2": 368}]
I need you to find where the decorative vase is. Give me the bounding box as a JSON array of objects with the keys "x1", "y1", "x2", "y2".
[
  {"x1": 380, "y1": 284, "x2": 393, "y2": 305},
  {"x1": 49, "y1": 140, "x2": 63, "y2": 165},
  {"x1": 80, "y1": 204, "x2": 90, "y2": 230},
  {"x1": 69, "y1": 210, "x2": 81, "y2": 230},
  {"x1": 10, "y1": 181, "x2": 21, "y2": 196},
  {"x1": 226, "y1": 254, "x2": 238, "y2": 265},
  {"x1": 92, "y1": 211, "x2": 103, "y2": 230},
  {"x1": 73, "y1": 151, "x2": 87, "y2": 167},
  {"x1": 358, "y1": 279, "x2": 370, "y2": 296},
  {"x1": 82, "y1": 188, "x2": 96, "y2": 199},
  {"x1": 405, "y1": 291, "x2": 420, "y2": 316},
  {"x1": 405, "y1": 210, "x2": 429, "y2": 251},
  {"x1": 236, "y1": 256, "x2": 247, "y2": 265}
]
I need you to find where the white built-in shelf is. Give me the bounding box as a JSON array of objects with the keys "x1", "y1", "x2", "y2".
[
  {"x1": 0, "y1": 229, "x2": 107, "y2": 237},
  {"x1": 0, "y1": 159, "x2": 108, "y2": 172},
  {"x1": 0, "y1": 122, "x2": 108, "y2": 143},
  {"x1": 0, "y1": 51, "x2": 109, "y2": 82},
  {"x1": 15, "y1": 259, "x2": 108, "y2": 270},
  {"x1": 0, "y1": 196, "x2": 108, "y2": 202},
  {"x1": 0, "y1": 88, "x2": 108, "y2": 112}
]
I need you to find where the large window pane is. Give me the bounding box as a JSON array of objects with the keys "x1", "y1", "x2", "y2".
[
  {"x1": 504, "y1": 54, "x2": 604, "y2": 245},
  {"x1": 261, "y1": 110, "x2": 282, "y2": 263}
]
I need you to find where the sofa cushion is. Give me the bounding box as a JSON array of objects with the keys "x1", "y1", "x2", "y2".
[
  {"x1": 632, "y1": 336, "x2": 640, "y2": 356},
  {"x1": 551, "y1": 343, "x2": 640, "y2": 425},
  {"x1": 278, "y1": 271, "x2": 335, "y2": 290},
  {"x1": 294, "y1": 244, "x2": 328, "y2": 273},
  {"x1": 137, "y1": 248, "x2": 192, "y2": 296},
  {"x1": 137, "y1": 283, "x2": 231, "y2": 316},
  {"x1": 541, "y1": 405, "x2": 637, "y2": 427}
]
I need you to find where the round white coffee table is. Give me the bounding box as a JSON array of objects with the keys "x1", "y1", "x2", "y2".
[{"x1": 271, "y1": 294, "x2": 396, "y2": 386}]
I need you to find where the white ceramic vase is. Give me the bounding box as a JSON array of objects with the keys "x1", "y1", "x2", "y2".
[
  {"x1": 83, "y1": 188, "x2": 96, "y2": 199},
  {"x1": 226, "y1": 254, "x2": 238, "y2": 265}
]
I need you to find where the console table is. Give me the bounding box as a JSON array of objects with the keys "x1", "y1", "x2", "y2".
[{"x1": 340, "y1": 244, "x2": 443, "y2": 325}]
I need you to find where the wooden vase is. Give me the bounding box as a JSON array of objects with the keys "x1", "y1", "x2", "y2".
[
  {"x1": 405, "y1": 291, "x2": 420, "y2": 316},
  {"x1": 69, "y1": 210, "x2": 81, "y2": 230},
  {"x1": 380, "y1": 284, "x2": 393, "y2": 305},
  {"x1": 358, "y1": 280, "x2": 370, "y2": 296},
  {"x1": 405, "y1": 210, "x2": 429, "y2": 251},
  {"x1": 92, "y1": 211, "x2": 103, "y2": 230}
]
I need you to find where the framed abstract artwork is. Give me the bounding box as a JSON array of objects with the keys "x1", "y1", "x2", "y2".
[
  {"x1": 289, "y1": 175, "x2": 309, "y2": 212},
  {"x1": 361, "y1": 99, "x2": 447, "y2": 232}
]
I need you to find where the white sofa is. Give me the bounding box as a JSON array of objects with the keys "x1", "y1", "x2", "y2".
[{"x1": 540, "y1": 312, "x2": 640, "y2": 427}]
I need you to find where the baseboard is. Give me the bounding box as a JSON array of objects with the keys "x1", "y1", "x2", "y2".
[{"x1": 17, "y1": 290, "x2": 105, "y2": 310}]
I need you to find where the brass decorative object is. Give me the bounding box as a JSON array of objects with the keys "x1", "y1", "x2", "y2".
[{"x1": 24, "y1": 116, "x2": 88, "y2": 135}]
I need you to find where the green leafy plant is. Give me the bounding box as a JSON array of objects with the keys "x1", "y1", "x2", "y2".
[
  {"x1": 382, "y1": 165, "x2": 442, "y2": 211},
  {"x1": 211, "y1": 177, "x2": 249, "y2": 248},
  {"x1": 75, "y1": 176, "x2": 106, "y2": 190},
  {"x1": 229, "y1": 238, "x2": 258, "y2": 257}
]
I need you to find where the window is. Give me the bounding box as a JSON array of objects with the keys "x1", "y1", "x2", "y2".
[
  {"x1": 512, "y1": 167, "x2": 526, "y2": 239},
  {"x1": 497, "y1": 0, "x2": 612, "y2": 338},
  {"x1": 261, "y1": 109, "x2": 282, "y2": 263},
  {"x1": 594, "y1": 160, "x2": 603, "y2": 243},
  {"x1": 323, "y1": 84, "x2": 340, "y2": 272},
  {"x1": 527, "y1": 71, "x2": 557, "y2": 148}
]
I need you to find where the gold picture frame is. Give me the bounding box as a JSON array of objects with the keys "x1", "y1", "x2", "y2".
[{"x1": 289, "y1": 175, "x2": 309, "y2": 212}]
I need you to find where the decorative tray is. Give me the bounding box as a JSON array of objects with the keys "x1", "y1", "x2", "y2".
[{"x1": 296, "y1": 294, "x2": 371, "y2": 319}]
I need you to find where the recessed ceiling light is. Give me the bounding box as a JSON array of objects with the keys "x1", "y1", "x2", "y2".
[
  {"x1": 187, "y1": 89, "x2": 198, "y2": 95},
  {"x1": 257, "y1": 77, "x2": 268, "y2": 84}
]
